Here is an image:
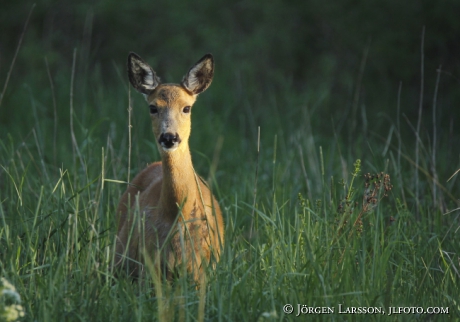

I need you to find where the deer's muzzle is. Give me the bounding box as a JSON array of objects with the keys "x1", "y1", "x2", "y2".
[{"x1": 159, "y1": 132, "x2": 181, "y2": 151}]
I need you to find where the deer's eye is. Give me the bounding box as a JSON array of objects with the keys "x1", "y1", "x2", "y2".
[
  {"x1": 183, "y1": 106, "x2": 191, "y2": 114},
  {"x1": 149, "y1": 105, "x2": 158, "y2": 114}
]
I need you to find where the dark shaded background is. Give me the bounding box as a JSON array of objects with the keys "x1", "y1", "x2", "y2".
[{"x1": 1, "y1": 0, "x2": 459, "y2": 150}]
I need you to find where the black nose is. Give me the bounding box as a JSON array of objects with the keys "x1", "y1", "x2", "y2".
[{"x1": 159, "y1": 132, "x2": 181, "y2": 148}]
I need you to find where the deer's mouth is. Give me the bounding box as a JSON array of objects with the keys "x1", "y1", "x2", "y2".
[
  {"x1": 159, "y1": 132, "x2": 181, "y2": 152},
  {"x1": 161, "y1": 145, "x2": 178, "y2": 152}
]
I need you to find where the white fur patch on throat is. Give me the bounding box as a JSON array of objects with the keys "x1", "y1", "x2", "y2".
[{"x1": 161, "y1": 146, "x2": 178, "y2": 153}]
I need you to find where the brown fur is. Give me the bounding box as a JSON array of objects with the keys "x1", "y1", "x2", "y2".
[{"x1": 115, "y1": 53, "x2": 224, "y2": 283}]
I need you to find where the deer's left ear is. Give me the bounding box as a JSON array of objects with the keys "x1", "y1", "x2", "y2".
[
  {"x1": 181, "y1": 54, "x2": 214, "y2": 95},
  {"x1": 127, "y1": 52, "x2": 161, "y2": 95}
]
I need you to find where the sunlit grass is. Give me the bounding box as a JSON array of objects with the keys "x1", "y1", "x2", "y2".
[{"x1": 1, "y1": 48, "x2": 459, "y2": 321}]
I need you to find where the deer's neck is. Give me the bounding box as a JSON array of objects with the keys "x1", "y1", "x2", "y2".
[{"x1": 160, "y1": 145, "x2": 199, "y2": 222}]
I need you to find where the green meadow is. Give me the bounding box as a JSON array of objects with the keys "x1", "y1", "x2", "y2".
[{"x1": 1, "y1": 1, "x2": 459, "y2": 321}]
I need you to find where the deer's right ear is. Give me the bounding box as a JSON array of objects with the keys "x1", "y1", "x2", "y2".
[
  {"x1": 127, "y1": 52, "x2": 161, "y2": 95},
  {"x1": 181, "y1": 54, "x2": 214, "y2": 95}
]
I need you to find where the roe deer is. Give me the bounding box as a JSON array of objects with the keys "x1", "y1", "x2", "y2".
[{"x1": 115, "y1": 52, "x2": 224, "y2": 283}]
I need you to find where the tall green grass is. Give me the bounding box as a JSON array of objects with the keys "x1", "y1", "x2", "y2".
[{"x1": 1, "y1": 41, "x2": 460, "y2": 322}]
